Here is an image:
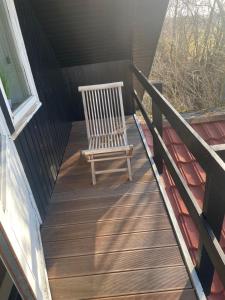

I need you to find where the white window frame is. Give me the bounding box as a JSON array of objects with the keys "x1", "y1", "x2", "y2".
[{"x1": 0, "y1": 0, "x2": 41, "y2": 138}]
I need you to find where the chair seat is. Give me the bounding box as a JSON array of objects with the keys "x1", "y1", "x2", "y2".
[
  {"x1": 82, "y1": 135, "x2": 133, "y2": 157},
  {"x1": 89, "y1": 133, "x2": 127, "y2": 150}
]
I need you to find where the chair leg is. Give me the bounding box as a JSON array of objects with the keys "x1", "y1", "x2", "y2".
[
  {"x1": 127, "y1": 157, "x2": 132, "y2": 181},
  {"x1": 91, "y1": 158, "x2": 96, "y2": 185}
]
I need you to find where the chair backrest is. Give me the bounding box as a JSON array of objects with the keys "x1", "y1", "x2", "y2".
[{"x1": 78, "y1": 82, "x2": 127, "y2": 141}]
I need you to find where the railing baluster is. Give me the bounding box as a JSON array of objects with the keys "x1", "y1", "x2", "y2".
[
  {"x1": 152, "y1": 82, "x2": 163, "y2": 174},
  {"x1": 197, "y1": 173, "x2": 225, "y2": 295}
]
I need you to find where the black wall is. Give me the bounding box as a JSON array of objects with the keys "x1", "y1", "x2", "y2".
[
  {"x1": 14, "y1": 0, "x2": 71, "y2": 218},
  {"x1": 30, "y1": 0, "x2": 134, "y2": 67},
  {"x1": 63, "y1": 60, "x2": 134, "y2": 121}
]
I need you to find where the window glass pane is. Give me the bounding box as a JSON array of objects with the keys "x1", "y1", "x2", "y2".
[{"x1": 0, "y1": 2, "x2": 30, "y2": 112}]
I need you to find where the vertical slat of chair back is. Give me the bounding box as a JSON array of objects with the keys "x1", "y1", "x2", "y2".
[
  {"x1": 117, "y1": 85, "x2": 127, "y2": 142},
  {"x1": 79, "y1": 82, "x2": 126, "y2": 140},
  {"x1": 81, "y1": 91, "x2": 91, "y2": 140}
]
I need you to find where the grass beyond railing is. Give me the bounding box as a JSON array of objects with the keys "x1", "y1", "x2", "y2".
[{"x1": 131, "y1": 63, "x2": 225, "y2": 296}]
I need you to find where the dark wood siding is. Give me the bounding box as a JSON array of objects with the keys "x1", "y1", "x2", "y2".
[
  {"x1": 14, "y1": 0, "x2": 71, "y2": 219},
  {"x1": 30, "y1": 0, "x2": 134, "y2": 67},
  {"x1": 63, "y1": 60, "x2": 134, "y2": 121},
  {"x1": 30, "y1": 0, "x2": 169, "y2": 69}
]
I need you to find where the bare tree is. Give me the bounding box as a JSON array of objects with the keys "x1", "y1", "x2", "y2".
[{"x1": 147, "y1": 0, "x2": 225, "y2": 113}]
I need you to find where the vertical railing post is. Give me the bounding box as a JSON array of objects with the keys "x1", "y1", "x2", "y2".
[
  {"x1": 197, "y1": 173, "x2": 225, "y2": 295},
  {"x1": 152, "y1": 82, "x2": 163, "y2": 174}
]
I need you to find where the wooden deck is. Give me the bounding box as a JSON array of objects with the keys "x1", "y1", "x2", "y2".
[{"x1": 41, "y1": 117, "x2": 197, "y2": 300}]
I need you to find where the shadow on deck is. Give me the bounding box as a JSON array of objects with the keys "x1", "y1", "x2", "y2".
[{"x1": 41, "y1": 117, "x2": 197, "y2": 300}]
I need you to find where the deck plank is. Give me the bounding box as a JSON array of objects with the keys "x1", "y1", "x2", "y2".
[
  {"x1": 47, "y1": 246, "x2": 183, "y2": 278},
  {"x1": 44, "y1": 201, "x2": 167, "y2": 226},
  {"x1": 42, "y1": 215, "x2": 171, "y2": 242},
  {"x1": 44, "y1": 229, "x2": 177, "y2": 259},
  {"x1": 92, "y1": 290, "x2": 197, "y2": 300},
  {"x1": 42, "y1": 117, "x2": 197, "y2": 299},
  {"x1": 52, "y1": 181, "x2": 159, "y2": 202},
  {"x1": 49, "y1": 266, "x2": 192, "y2": 300},
  {"x1": 47, "y1": 192, "x2": 162, "y2": 214}
]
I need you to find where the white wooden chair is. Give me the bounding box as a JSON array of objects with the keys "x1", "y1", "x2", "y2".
[{"x1": 78, "y1": 82, "x2": 133, "y2": 185}]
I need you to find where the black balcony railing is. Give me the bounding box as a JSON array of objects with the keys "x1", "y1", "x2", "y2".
[{"x1": 131, "y1": 63, "x2": 225, "y2": 296}]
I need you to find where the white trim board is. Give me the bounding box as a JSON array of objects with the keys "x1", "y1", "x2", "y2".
[
  {"x1": 0, "y1": 100, "x2": 51, "y2": 299},
  {"x1": 0, "y1": 225, "x2": 36, "y2": 300}
]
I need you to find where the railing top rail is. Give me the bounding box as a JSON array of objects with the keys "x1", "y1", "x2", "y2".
[{"x1": 131, "y1": 64, "x2": 225, "y2": 188}]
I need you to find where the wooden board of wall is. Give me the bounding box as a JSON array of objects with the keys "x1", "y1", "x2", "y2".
[{"x1": 13, "y1": 0, "x2": 71, "y2": 219}]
